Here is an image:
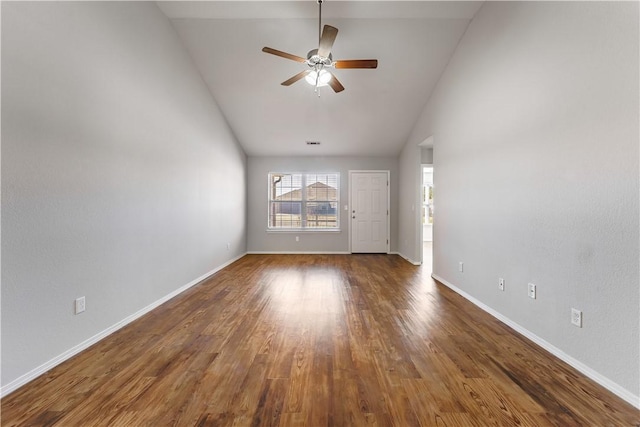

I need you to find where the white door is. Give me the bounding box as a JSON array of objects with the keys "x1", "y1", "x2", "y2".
[{"x1": 350, "y1": 171, "x2": 389, "y2": 253}]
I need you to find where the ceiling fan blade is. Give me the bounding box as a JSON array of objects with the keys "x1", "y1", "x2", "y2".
[
  {"x1": 281, "y1": 70, "x2": 311, "y2": 86},
  {"x1": 335, "y1": 59, "x2": 378, "y2": 69},
  {"x1": 328, "y1": 73, "x2": 345, "y2": 93},
  {"x1": 262, "y1": 47, "x2": 306, "y2": 63},
  {"x1": 318, "y1": 25, "x2": 338, "y2": 58}
]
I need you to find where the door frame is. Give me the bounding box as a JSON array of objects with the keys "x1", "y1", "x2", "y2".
[{"x1": 348, "y1": 170, "x2": 391, "y2": 254}]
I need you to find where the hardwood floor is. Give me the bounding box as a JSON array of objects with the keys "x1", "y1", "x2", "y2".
[{"x1": 2, "y1": 254, "x2": 638, "y2": 426}]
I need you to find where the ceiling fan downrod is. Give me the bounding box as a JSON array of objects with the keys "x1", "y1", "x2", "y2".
[{"x1": 318, "y1": 0, "x2": 323, "y2": 46}]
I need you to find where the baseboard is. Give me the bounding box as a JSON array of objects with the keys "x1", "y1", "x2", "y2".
[
  {"x1": 0, "y1": 252, "x2": 247, "y2": 398},
  {"x1": 431, "y1": 273, "x2": 640, "y2": 410},
  {"x1": 246, "y1": 251, "x2": 351, "y2": 255},
  {"x1": 394, "y1": 251, "x2": 422, "y2": 266}
]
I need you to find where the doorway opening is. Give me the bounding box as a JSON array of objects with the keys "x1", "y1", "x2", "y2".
[{"x1": 421, "y1": 165, "x2": 434, "y2": 270}]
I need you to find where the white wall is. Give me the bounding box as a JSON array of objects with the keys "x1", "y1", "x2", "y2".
[
  {"x1": 247, "y1": 156, "x2": 398, "y2": 253},
  {"x1": 398, "y1": 141, "x2": 422, "y2": 264},
  {"x1": 1, "y1": 2, "x2": 247, "y2": 392},
  {"x1": 403, "y1": 1, "x2": 639, "y2": 404},
  {"x1": 421, "y1": 148, "x2": 433, "y2": 164}
]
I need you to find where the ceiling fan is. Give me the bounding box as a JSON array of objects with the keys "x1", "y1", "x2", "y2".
[{"x1": 262, "y1": 0, "x2": 378, "y2": 94}]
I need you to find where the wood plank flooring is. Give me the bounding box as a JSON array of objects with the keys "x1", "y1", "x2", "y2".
[{"x1": 2, "y1": 254, "x2": 639, "y2": 426}]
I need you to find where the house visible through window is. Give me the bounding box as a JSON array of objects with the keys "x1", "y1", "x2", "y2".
[{"x1": 268, "y1": 173, "x2": 339, "y2": 230}]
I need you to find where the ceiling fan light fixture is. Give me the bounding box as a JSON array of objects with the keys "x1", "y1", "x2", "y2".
[
  {"x1": 305, "y1": 69, "x2": 332, "y2": 87},
  {"x1": 319, "y1": 69, "x2": 332, "y2": 85},
  {"x1": 262, "y1": 0, "x2": 377, "y2": 94}
]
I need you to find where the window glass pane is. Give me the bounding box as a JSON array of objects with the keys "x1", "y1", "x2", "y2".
[
  {"x1": 306, "y1": 173, "x2": 338, "y2": 201},
  {"x1": 271, "y1": 173, "x2": 302, "y2": 201},
  {"x1": 270, "y1": 201, "x2": 302, "y2": 228},
  {"x1": 305, "y1": 202, "x2": 338, "y2": 228}
]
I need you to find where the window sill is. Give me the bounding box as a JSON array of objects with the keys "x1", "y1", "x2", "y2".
[{"x1": 266, "y1": 229, "x2": 341, "y2": 233}]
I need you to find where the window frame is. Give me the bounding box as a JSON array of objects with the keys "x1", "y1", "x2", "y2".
[{"x1": 267, "y1": 172, "x2": 340, "y2": 232}]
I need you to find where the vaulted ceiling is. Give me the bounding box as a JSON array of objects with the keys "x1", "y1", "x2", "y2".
[{"x1": 157, "y1": 1, "x2": 483, "y2": 157}]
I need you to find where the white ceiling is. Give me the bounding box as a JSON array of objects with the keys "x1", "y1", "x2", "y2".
[{"x1": 158, "y1": 1, "x2": 483, "y2": 156}]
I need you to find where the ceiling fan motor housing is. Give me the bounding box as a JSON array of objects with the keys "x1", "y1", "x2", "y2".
[{"x1": 306, "y1": 49, "x2": 333, "y2": 68}]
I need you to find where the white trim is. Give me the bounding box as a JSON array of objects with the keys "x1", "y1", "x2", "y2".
[
  {"x1": 394, "y1": 251, "x2": 422, "y2": 266},
  {"x1": 247, "y1": 251, "x2": 350, "y2": 255},
  {"x1": 265, "y1": 229, "x2": 341, "y2": 233},
  {"x1": 431, "y1": 273, "x2": 640, "y2": 410},
  {"x1": 0, "y1": 253, "x2": 247, "y2": 398}
]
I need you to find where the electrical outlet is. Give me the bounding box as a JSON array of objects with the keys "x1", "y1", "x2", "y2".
[
  {"x1": 571, "y1": 308, "x2": 582, "y2": 327},
  {"x1": 226, "y1": 242, "x2": 230, "y2": 251},
  {"x1": 528, "y1": 283, "x2": 536, "y2": 299},
  {"x1": 459, "y1": 262, "x2": 464, "y2": 273},
  {"x1": 75, "y1": 296, "x2": 86, "y2": 314},
  {"x1": 498, "y1": 278, "x2": 505, "y2": 291},
  {"x1": 295, "y1": 236, "x2": 299, "y2": 242}
]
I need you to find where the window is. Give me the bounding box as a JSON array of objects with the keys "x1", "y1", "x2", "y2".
[{"x1": 268, "y1": 173, "x2": 339, "y2": 230}]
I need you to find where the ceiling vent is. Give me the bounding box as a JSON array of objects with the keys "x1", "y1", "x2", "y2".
[{"x1": 306, "y1": 141, "x2": 321, "y2": 145}]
